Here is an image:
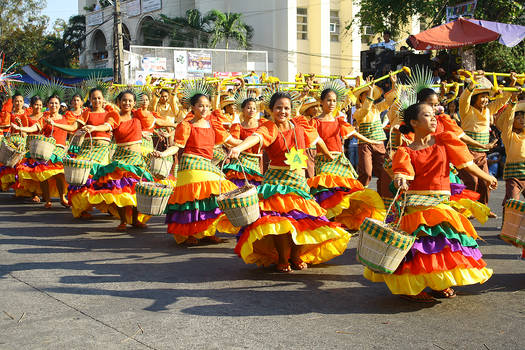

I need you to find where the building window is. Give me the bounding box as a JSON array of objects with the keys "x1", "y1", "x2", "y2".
[
  {"x1": 297, "y1": 8, "x2": 308, "y2": 40},
  {"x1": 330, "y1": 10, "x2": 340, "y2": 42}
]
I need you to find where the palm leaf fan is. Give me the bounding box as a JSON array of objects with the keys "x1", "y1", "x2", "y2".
[
  {"x1": 397, "y1": 86, "x2": 418, "y2": 122},
  {"x1": 261, "y1": 86, "x2": 300, "y2": 115},
  {"x1": 80, "y1": 73, "x2": 110, "y2": 101},
  {"x1": 180, "y1": 79, "x2": 212, "y2": 106},
  {"x1": 406, "y1": 65, "x2": 433, "y2": 94},
  {"x1": 318, "y1": 79, "x2": 348, "y2": 103},
  {"x1": 233, "y1": 88, "x2": 248, "y2": 113},
  {"x1": 41, "y1": 79, "x2": 67, "y2": 102}
]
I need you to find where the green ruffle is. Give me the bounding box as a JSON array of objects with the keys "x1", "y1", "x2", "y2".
[
  {"x1": 93, "y1": 162, "x2": 154, "y2": 182},
  {"x1": 310, "y1": 187, "x2": 330, "y2": 195},
  {"x1": 166, "y1": 197, "x2": 219, "y2": 211},
  {"x1": 413, "y1": 223, "x2": 479, "y2": 248},
  {"x1": 257, "y1": 183, "x2": 312, "y2": 200},
  {"x1": 68, "y1": 145, "x2": 81, "y2": 154},
  {"x1": 222, "y1": 163, "x2": 262, "y2": 177},
  {"x1": 449, "y1": 170, "x2": 462, "y2": 184}
]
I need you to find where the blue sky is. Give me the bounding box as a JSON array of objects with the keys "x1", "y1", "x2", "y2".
[{"x1": 43, "y1": 0, "x2": 78, "y2": 30}]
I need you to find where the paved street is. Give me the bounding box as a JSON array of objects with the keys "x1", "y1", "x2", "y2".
[{"x1": 0, "y1": 182, "x2": 524, "y2": 350}]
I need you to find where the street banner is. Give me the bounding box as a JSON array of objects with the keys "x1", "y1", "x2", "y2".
[
  {"x1": 141, "y1": 57, "x2": 167, "y2": 72},
  {"x1": 446, "y1": 1, "x2": 477, "y2": 22},
  {"x1": 173, "y1": 51, "x2": 188, "y2": 79},
  {"x1": 187, "y1": 51, "x2": 212, "y2": 76}
]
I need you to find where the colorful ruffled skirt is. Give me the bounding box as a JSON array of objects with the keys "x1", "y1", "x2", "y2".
[
  {"x1": 223, "y1": 152, "x2": 263, "y2": 187},
  {"x1": 67, "y1": 140, "x2": 111, "y2": 217},
  {"x1": 364, "y1": 198, "x2": 493, "y2": 295},
  {"x1": 308, "y1": 153, "x2": 385, "y2": 230},
  {"x1": 165, "y1": 153, "x2": 238, "y2": 244},
  {"x1": 16, "y1": 146, "x2": 67, "y2": 198},
  {"x1": 235, "y1": 167, "x2": 352, "y2": 266},
  {"x1": 70, "y1": 146, "x2": 152, "y2": 224}
]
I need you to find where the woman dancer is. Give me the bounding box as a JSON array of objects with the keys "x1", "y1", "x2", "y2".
[
  {"x1": 228, "y1": 92, "x2": 351, "y2": 272},
  {"x1": 364, "y1": 103, "x2": 496, "y2": 302}
]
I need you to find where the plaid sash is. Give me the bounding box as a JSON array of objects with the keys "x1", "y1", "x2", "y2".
[
  {"x1": 465, "y1": 131, "x2": 490, "y2": 152},
  {"x1": 112, "y1": 146, "x2": 148, "y2": 168},
  {"x1": 358, "y1": 120, "x2": 386, "y2": 143},
  {"x1": 263, "y1": 167, "x2": 310, "y2": 196},
  {"x1": 76, "y1": 139, "x2": 110, "y2": 165},
  {"x1": 178, "y1": 153, "x2": 222, "y2": 175},
  {"x1": 223, "y1": 152, "x2": 262, "y2": 176},
  {"x1": 315, "y1": 153, "x2": 358, "y2": 179},
  {"x1": 503, "y1": 162, "x2": 525, "y2": 180}
]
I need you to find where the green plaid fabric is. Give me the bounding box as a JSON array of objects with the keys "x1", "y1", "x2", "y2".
[
  {"x1": 505, "y1": 198, "x2": 525, "y2": 212},
  {"x1": 390, "y1": 129, "x2": 401, "y2": 150},
  {"x1": 359, "y1": 218, "x2": 415, "y2": 250},
  {"x1": 178, "y1": 153, "x2": 222, "y2": 175},
  {"x1": 213, "y1": 146, "x2": 227, "y2": 164},
  {"x1": 63, "y1": 157, "x2": 93, "y2": 169},
  {"x1": 263, "y1": 167, "x2": 310, "y2": 195},
  {"x1": 358, "y1": 120, "x2": 386, "y2": 143},
  {"x1": 503, "y1": 162, "x2": 525, "y2": 180},
  {"x1": 315, "y1": 153, "x2": 358, "y2": 179},
  {"x1": 405, "y1": 194, "x2": 449, "y2": 207},
  {"x1": 136, "y1": 183, "x2": 173, "y2": 197},
  {"x1": 53, "y1": 146, "x2": 67, "y2": 160},
  {"x1": 217, "y1": 191, "x2": 259, "y2": 210},
  {"x1": 465, "y1": 130, "x2": 490, "y2": 152},
  {"x1": 76, "y1": 139, "x2": 110, "y2": 165},
  {"x1": 112, "y1": 146, "x2": 148, "y2": 167},
  {"x1": 223, "y1": 152, "x2": 262, "y2": 176}
]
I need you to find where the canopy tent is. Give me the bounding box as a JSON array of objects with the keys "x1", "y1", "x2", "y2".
[
  {"x1": 407, "y1": 17, "x2": 500, "y2": 50},
  {"x1": 40, "y1": 60, "x2": 113, "y2": 78},
  {"x1": 467, "y1": 19, "x2": 525, "y2": 48},
  {"x1": 20, "y1": 65, "x2": 86, "y2": 86}
]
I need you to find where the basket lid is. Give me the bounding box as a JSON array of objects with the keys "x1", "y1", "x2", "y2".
[{"x1": 360, "y1": 218, "x2": 415, "y2": 250}]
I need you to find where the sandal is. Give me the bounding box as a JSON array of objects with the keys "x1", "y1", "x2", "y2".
[
  {"x1": 290, "y1": 258, "x2": 308, "y2": 270},
  {"x1": 32, "y1": 195, "x2": 41, "y2": 203},
  {"x1": 44, "y1": 202, "x2": 52, "y2": 209},
  {"x1": 131, "y1": 222, "x2": 148, "y2": 229},
  {"x1": 80, "y1": 212, "x2": 92, "y2": 220},
  {"x1": 432, "y1": 288, "x2": 456, "y2": 299},
  {"x1": 276, "y1": 263, "x2": 292, "y2": 273},
  {"x1": 400, "y1": 292, "x2": 437, "y2": 303},
  {"x1": 203, "y1": 235, "x2": 225, "y2": 244},
  {"x1": 116, "y1": 223, "x2": 127, "y2": 231},
  {"x1": 184, "y1": 236, "x2": 199, "y2": 246}
]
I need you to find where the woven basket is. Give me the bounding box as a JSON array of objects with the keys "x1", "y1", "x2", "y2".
[
  {"x1": 500, "y1": 199, "x2": 525, "y2": 248},
  {"x1": 69, "y1": 131, "x2": 86, "y2": 147},
  {"x1": 149, "y1": 155, "x2": 173, "y2": 179},
  {"x1": 63, "y1": 157, "x2": 93, "y2": 186},
  {"x1": 212, "y1": 146, "x2": 227, "y2": 166},
  {"x1": 0, "y1": 138, "x2": 25, "y2": 167},
  {"x1": 136, "y1": 182, "x2": 173, "y2": 216},
  {"x1": 357, "y1": 217, "x2": 415, "y2": 274},
  {"x1": 29, "y1": 135, "x2": 56, "y2": 161},
  {"x1": 217, "y1": 184, "x2": 260, "y2": 227}
]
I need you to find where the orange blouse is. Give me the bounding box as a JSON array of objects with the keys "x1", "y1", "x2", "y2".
[
  {"x1": 133, "y1": 109, "x2": 158, "y2": 133},
  {"x1": 105, "y1": 111, "x2": 143, "y2": 145},
  {"x1": 78, "y1": 105, "x2": 115, "y2": 141},
  {"x1": 253, "y1": 118, "x2": 317, "y2": 167},
  {"x1": 230, "y1": 121, "x2": 261, "y2": 154},
  {"x1": 311, "y1": 116, "x2": 355, "y2": 153},
  {"x1": 38, "y1": 113, "x2": 71, "y2": 147},
  {"x1": 175, "y1": 110, "x2": 231, "y2": 160},
  {"x1": 393, "y1": 132, "x2": 473, "y2": 194},
  {"x1": 403, "y1": 113, "x2": 465, "y2": 145}
]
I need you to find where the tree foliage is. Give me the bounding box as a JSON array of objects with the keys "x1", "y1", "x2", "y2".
[
  {"x1": 352, "y1": 0, "x2": 525, "y2": 71},
  {"x1": 208, "y1": 10, "x2": 253, "y2": 49}
]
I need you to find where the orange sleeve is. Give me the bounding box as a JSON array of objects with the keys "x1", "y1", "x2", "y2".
[
  {"x1": 253, "y1": 120, "x2": 278, "y2": 148},
  {"x1": 229, "y1": 123, "x2": 241, "y2": 139},
  {"x1": 174, "y1": 121, "x2": 192, "y2": 148},
  {"x1": 293, "y1": 116, "x2": 320, "y2": 147},
  {"x1": 104, "y1": 104, "x2": 116, "y2": 113},
  {"x1": 78, "y1": 109, "x2": 90, "y2": 125},
  {"x1": 210, "y1": 110, "x2": 232, "y2": 144},
  {"x1": 133, "y1": 109, "x2": 155, "y2": 131},
  {"x1": 439, "y1": 114, "x2": 464, "y2": 138},
  {"x1": 392, "y1": 147, "x2": 415, "y2": 180},
  {"x1": 337, "y1": 116, "x2": 356, "y2": 139},
  {"x1": 104, "y1": 111, "x2": 121, "y2": 130},
  {"x1": 436, "y1": 131, "x2": 473, "y2": 169},
  {"x1": 0, "y1": 111, "x2": 10, "y2": 127},
  {"x1": 1, "y1": 98, "x2": 12, "y2": 113}
]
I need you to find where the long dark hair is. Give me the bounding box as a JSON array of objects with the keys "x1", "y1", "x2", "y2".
[
  {"x1": 399, "y1": 103, "x2": 427, "y2": 134},
  {"x1": 269, "y1": 92, "x2": 292, "y2": 110}
]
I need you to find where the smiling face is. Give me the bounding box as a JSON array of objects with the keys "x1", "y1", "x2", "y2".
[
  {"x1": 472, "y1": 92, "x2": 489, "y2": 110},
  {"x1": 119, "y1": 93, "x2": 135, "y2": 113},
  {"x1": 410, "y1": 104, "x2": 437, "y2": 134},
  {"x1": 271, "y1": 97, "x2": 292, "y2": 124},
  {"x1": 89, "y1": 90, "x2": 104, "y2": 109},
  {"x1": 47, "y1": 97, "x2": 60, "y2": 114},
  {"x1": 13, "y1": 96, "x2": 24, "y2": 111},
  {"x1": 31, "y1": 99, "x2": 43, "y2": 113},
  {"x1": 191, "y1": 95, "x2": 211, "y2": 119},
  {"x1": 242, "y1": 100, "x2": 257, "y2": 120},
  {"x1": 514, "y1": 111, "x2": 525, "y2": 130},
  {"x1": 321, "y1": 91, "x2": 337, "y2": 114}
]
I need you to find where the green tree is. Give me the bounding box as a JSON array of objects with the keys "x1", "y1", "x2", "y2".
[
  {"x1": 350, "y1": 0, "x2": 525, "y2": 71},
  {"x1": 0, "y1": 0, "x2": 47, "y2": 37},
  {"x1": 142, "y1": 9, "x2": 214, "y2": 47},
  {"x1": 208, "y1": 10, "x2": 253, "y2": 49}
]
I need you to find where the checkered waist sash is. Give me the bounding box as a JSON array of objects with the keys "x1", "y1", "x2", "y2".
[
  {"x1": 178, "y1": 153, "x2": 222, "y2": 175},
  {"x1": 503, "y1": 162, "x2": 525, "y2": 180},
  {"x1": 464, "y1": 130, "x2": 490, "y2": 152},
  {"x1": 358, "y1": 120, "x2": 386, "y2": 143},
  {"x1": 315, "y1": 152, "x2": 358, "y2": 179},
  {"x1": 263, "y1": 167, "x2": 310, "y2": 197}
]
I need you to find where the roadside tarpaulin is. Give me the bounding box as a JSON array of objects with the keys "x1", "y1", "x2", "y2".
[
  {"x1": 41, "y1": 60, "x2": 113, "y2": 78},
  {"x1": 408, "y1": 17, "x2": 500, "y2": 50},
  {"x1": 467, "y1": 19, "x2": 525, "y2": 47}
]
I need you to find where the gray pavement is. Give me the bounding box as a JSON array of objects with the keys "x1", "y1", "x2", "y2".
[{"x1": 0, "y1": 181, "x2": 524, "y2": 350}]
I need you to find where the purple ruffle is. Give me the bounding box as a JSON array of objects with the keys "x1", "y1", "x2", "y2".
[
  {"x1": 313, "y1": 187, "x2": 351, "y2": 203},
  {"x1": 68, "y1": 178, "x2": 95, "y2": 191},
  {"x1": 260, "y1": 209, "x2": 330, "y2": 222},
  {"x1": 21, "y1": 159, "x2": 49, "y2": 168},
  {"x1": 450, "y1": 183, "x2": 466, "y2": 195},
  {"x1": 165, "y1": 208, "x2": 222, "y2": 224},
  {"x1": 93, "y1": 177, "x2": 138, "y2": 190},
  {"x1": 407, "y1": 235, "x2": 482, "y2": 260}
]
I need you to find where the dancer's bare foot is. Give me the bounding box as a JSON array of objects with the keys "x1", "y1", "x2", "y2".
[{"x1": 32, "y1": 195, "x2": 40, "y2": 203}]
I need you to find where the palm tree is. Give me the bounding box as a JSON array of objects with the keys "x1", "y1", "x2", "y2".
[
  {"x1": 208, "y1": 10, "x2": 253, "y2": 49},
  {"x1": 142, "y1": 9, "x2": 214, "y2": 48}
]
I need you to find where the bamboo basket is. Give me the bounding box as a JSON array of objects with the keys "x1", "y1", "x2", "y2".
[
  {"x1": 0, "y1": 135, "x2": 25, "y2": 167},
  {"x1": 136, "y1": 182, "x2": 173, "y2": 216},
  {"x1": 356, "y1": 190, "x2": 415, "y2": 274},
  {"x1": 29, "y1": 135, "x2": 56, "y2": 161},
  {"x1": 500, "y1": 199, "x2": 525, "y2": 248},
  {"x1": 63, "y1": 132, "x2": 93, "y2": 186},
  {"x1": 149, "y1": 155, "x2": 173, "y2": 179},
  {"x1": 217, "y1": 159, "x2": 260, "y2": 227}
]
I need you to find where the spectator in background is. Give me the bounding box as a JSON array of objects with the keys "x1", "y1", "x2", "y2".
[{"x1": 370, "y1": 31, "x2": 396, "y2": 51}]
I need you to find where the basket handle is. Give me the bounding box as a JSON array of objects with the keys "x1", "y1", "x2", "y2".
[
  {"x1": 218, "y1": 155, "x2": 250, "y2": 196},
  {"x1": 385, "y1": 187, "x2": 407, "y2": 229},
  {"x1": 10, "y1": 118, "x2": 25, "y2": 152}
]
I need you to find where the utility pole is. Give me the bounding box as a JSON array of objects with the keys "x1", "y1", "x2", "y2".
[{"x1": 113, "y1": 0, "x2": 124, "y2": 83}]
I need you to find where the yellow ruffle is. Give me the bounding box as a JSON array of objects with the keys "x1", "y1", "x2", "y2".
[
  {"x1": 446, "y1": 198, "x2": 490, "y2": 224},
  {"x1": 176, "y1": 169, "x2": 221, "y2": 186},
  {"x1": 18, "y1": 168, "x2": 63, "y2": 182},
  {"x1": 172, "y1": 214, "x2": 228, "y2": 244},
  {"x1": 0, "y1": 174, "x2": 16, "y2": 190},
  {"x1": 17, "y1": 178, "x2": 61, "y2": 198},
  {"x1": 325, "y1": 189, "x2": 386, "y2": 229},
  {"x1": 307, "y1": 174, "x2": 364, "y2": 190},
  {"x1": 238, "y1": 219, "x2": 351, "y2": 266},
  {"x1": 363, "y1": 266, "x2": 493, "y2": 295},
  {"x1": 70, "y1": 191, "x2": 135, "y2": 217}
]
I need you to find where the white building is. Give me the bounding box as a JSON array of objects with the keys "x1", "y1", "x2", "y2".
[{"x1": 79, "y1": 0, "x2": 419, "y2": 80}]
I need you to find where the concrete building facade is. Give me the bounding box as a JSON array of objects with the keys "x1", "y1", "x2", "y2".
[{"x1": 78, "y1": 0, "x2": 419, "y2": 80}]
